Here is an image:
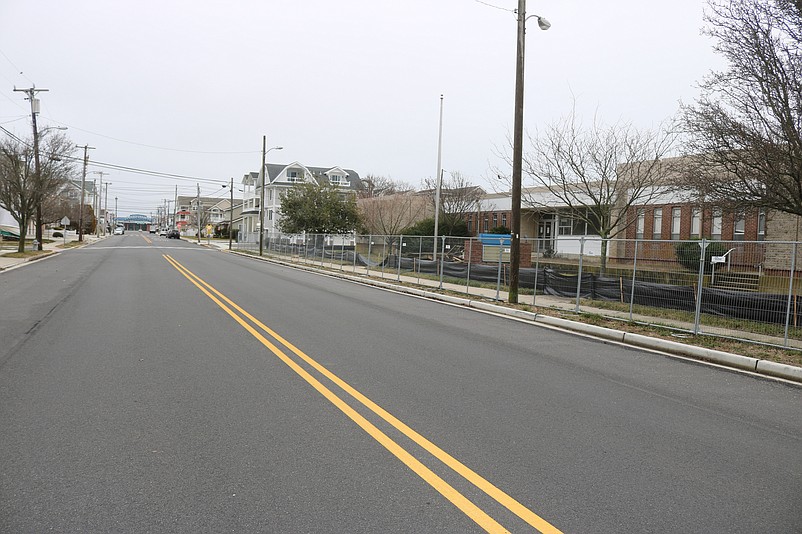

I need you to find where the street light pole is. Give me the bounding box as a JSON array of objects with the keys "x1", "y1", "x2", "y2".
[
  {"x1": 433, "y1": 95, "x2": 444, "y2": 263},
  {"x1": 229, "y1": 177, "x2": 234, "y2": 251},
  {"x1": 509, "y1": 0, "x2": 549, "y2": 303},
  {"x1": 258, "y1": 138, "x2": 283, "y2": 256}
]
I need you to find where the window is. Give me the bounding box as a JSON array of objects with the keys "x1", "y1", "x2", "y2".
[
  {"x1": 268, "y1": 189, "x2": 273, "y2": 201},
  {"x1": 330, "y1": 174, "x2": 341, "y2": 184},
  {"x1": 467, "y1": 216, "x2": 473, "y2": 233},
  {"x1": 690, "y1": 208, "x2": 701, "y2": 238},
  {"x1": 652, "y1": 208, "x2": 662, "y2": 239},
  {"x1": 712, "y1": 209, "x2": 722, "y2": 240},
  {"x1": 483, "y1": 217, "x2": 488, "y2": 232},
  {"x1": 671, "y1": 207, "x2": 681, "y2": 240},
  {"x1": 287, "y1": 170, "x2": 300, "y2": 182},
  {"x1": 734, "y1": 212, "x2": 745, "y2": 240},
  {"x1": 501, "y1": 213, "x2": 507, "y2": 228},
  {"x1": 636, "y1": 209, "x2": 645, "y2": 239},
  {"x1": 758, "y1": 209, "x2": 766, "y2": 241},
  {"x1": 558, "y1": 215, "x2": 573, "y2": 236},
  {"x1": 492, "y1": 213, "x2": 498, "y2": 227}
]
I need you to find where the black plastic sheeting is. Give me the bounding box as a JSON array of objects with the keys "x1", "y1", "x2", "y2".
[{"x1": 274, "y1": 246, "x2": 802, "y2": 325}]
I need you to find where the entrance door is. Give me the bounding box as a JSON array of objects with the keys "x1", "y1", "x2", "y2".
[{"x1": 537, "y1": 216, "x2": 555, "y2": 254}]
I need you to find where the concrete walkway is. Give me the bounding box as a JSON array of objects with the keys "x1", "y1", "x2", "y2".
[{"x1": 0, "y1": 231, "x2": 105, "y2": 271}]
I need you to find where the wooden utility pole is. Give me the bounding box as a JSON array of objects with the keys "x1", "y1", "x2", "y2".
[
  {"x1": 76, "y1": 144, "x2": 95, "y2": 242},
  {"x1": 14, "y1": 86, "x2": 48, "y2": 250},
  {"x1": 229, "y1": 177, "x2": 234, "y2": 251}
]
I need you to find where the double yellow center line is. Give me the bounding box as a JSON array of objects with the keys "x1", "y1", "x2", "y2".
[{"x1": 163, "y1": 254, "x2": 562, "y2": 534}]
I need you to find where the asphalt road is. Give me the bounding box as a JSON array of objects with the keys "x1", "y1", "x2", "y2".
[{"x1": 1, "y1": 233, "x2": 800, "y2": 533}]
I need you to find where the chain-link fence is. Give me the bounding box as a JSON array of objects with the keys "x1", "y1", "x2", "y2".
[{"x1": 234, "y1": 232, "x2": 802, "y2": 350}]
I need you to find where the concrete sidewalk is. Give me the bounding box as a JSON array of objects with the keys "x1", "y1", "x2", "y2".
[{"x1": 0, "y1": 231, "x2": 105, "y2": 271}]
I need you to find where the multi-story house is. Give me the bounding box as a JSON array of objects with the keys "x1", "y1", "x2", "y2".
[{"x1": 239, "y1": 162, "x2": 361, "y2": 242}]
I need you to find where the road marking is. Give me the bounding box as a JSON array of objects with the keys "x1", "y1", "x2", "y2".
[
  {"x1": 164, "y1": 254, "x2": 563, "y2": 534},
  {"x1": 142, "y1": 235, "x2": 153, "y2": 245}
]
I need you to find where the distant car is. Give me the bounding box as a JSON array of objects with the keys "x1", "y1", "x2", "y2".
[
  {"x1": 149, "y1": 228, "x2": 156, "y2": 234},
  {"x1": 166, "y1": 229, "x2": 180, "y2": 239},
  {"x1": 113, "y1": 227, "x2": 124, "y2": 235},
  {"x1": 158, "y1": 229, "x2": 168, "y2": 236}
]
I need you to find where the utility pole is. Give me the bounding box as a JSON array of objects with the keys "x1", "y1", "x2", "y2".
[
  {"x1": 92, "y1": 171, "x2": 108, "y2": 237},
  {"x1": 229, "y1": 177, "x2": 234, "y2": 251},
  {"x1": 104, "y1": 182, "x2": 111, "y2": 235},
  {"x1": 14, "y1": 86, "x2": 48, "y2": 250},
  {"x1": 259, "y1": 135, "x2": 266, "y2": 256},
  {"x1": 76, "y1": 144, "x2": 95, "y2": 242},
  {"x1": 509, "y1": 0, "x2": 549, "y2": 303},
  {"x1": 173, "y1": 185, "x2": 178, "y2": 232},
  {"x1": 196, "y1": 183, "x2": 201, "y2": 243}
]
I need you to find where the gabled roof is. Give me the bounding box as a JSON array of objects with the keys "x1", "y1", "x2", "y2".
[{"x1": 251, "y1": 162, "x2": 362, "y2": 190}]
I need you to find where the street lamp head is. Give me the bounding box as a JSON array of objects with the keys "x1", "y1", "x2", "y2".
[{"x1": 537, "y1": 16, "x2": 551, "y2": 30}]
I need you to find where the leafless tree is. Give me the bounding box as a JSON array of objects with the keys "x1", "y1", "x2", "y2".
[
  {"x1": 503, "y1": 108, "x2": 676, "y2": 271},
  {"x1": 358, "y1": 192, "x2": 428, "y2": 236},
  {"x1": 38, "y1": 131, "x2": 76, "y2": 224},
  {"x1": 0, "y1": 137, "x2": 36, "y2": 252},
  {"x1": 679, "y1": 0, "x2": 802, "y2": 215},
  {"x1": 422, "y1": 171, "x2": 484, "y2": 236},
  {"x1": 358, "y1": 174, "x2": 415, "y2": 199}
]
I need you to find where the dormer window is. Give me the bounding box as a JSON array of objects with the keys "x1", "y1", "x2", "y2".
[{"x1": 287, "y1": 170, "x2": 300, "y2": 182}]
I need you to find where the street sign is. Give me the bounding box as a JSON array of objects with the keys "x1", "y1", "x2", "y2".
[{"x1": 60, "y1": 216, "x2": 70, "y2": 226}]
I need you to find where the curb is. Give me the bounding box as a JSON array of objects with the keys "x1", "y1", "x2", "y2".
[{"x1": 223, "y1": 249, "x2": 802, "y2": 385}]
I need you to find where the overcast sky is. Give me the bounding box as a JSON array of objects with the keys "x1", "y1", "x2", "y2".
[{"x1": 0, "y1": 0, "x2": 722, "y2": 217}]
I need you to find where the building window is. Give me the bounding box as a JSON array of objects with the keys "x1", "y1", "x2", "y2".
[
  {"x1": 712, "y1": 209, "x2": 722, "y2": 240},
  {"x1": 501, "y1": 213, "x2": 507, "y2": 228},
  {"x1": 671, "y1": 207, "x2": 681, "y2": 240},
  {"x1": 558, "y1": 214, "x2": 573, "y2": 236},
  {"x1": 268, "y1": 189, "x2": 273, "y2": 201},
  {"x1": 653, "y1": 208, "x2": 662, "y2": 239},
  {"x1": 758, "y1": 209, "x2": 766, "y2": 241},
  {"x1": 492, "y1": 213, "x2": 498, "y2": 227},
  {"x1": 636, "y1": 209, "x2": 645, "y2": 239},
  {"x1": 734, "y1": 212, "x2": 745, "y2": 240},
  {"x1": 287, "y1": 170, "x2": 299, "y2": 182},
  {"x1": 691, "y1": 208, "x2": 701, "y2": 238},
  {"x1": 483, "y1": 217, "x2": 488, "y2": 232},
  {"x1": 467, "y1": 216, "x2": 473, "y2": 233}
]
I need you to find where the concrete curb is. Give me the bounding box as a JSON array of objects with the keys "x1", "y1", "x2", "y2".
[{"x1": 223, "y1": 249, "x2": 802, "y2": 385}]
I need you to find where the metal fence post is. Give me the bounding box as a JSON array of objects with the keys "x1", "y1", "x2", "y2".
[
  {"x1": 693, "y1": 238, "x2": 708, "y2": 335},
  {"x1": 381, "y1": 238, "x2": 387, "y2": 277},
  {"x1": 496, "y1": 237, "x2": 503, "y2": 301},
  {"x1": 366, "y1": 235, "x2": 373, "y2": 277},
  {"x1": 353, "y1": 234, "x2": 359, "y2": 273},
  {"x1": 533, "y1": 239, "x2": 540, "y2": 307},
  {"x1": 466, "y1": 238, "x2": 473, "y2": 295},
  {"x1": 629, "y1": 239, "x2": 639, "y2": 321},
  {"x1": 417, "y1": 238, "x2": 423, "y2": 285},
  {"x1": 784, "y1": 242, "x2": 797, "y2": 346},
  {"x1": 438, "y1": 235, "x2": 446, "y2": 289},
  {"x1": 397, "y1": 235, "x2": 404, "y2": 281},
  {"x1": 575, "y1": 237, "x2": 585, "y2": 312}
]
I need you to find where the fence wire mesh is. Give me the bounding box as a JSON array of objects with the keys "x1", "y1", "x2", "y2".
[{"x1": 234, "y1": 232, "x2": 802, "y2": 351}]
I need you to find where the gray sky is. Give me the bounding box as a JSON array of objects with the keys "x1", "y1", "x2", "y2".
[{"x1": 0, "y1": 0, "x2": 721, "y2": 217}]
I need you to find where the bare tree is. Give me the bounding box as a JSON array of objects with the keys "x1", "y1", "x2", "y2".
[
  {"x1": 38, "y1": 131, "x2": 76, "y2": 225},
  {"x1": 0, "y1": 137, "x2": 36, "y2": 252},
  {"x1": 679, "y1": 0, "x2": 802, "y2": 215},
  {"x1": 422, "y1": 171, "x2": 484, "y2": 236},
  {"x1": 506, "y1": 108, "x2": 675, "y2": 271},
  {"x1": 358, "y1": 174, "x2": 415, "y2": 199}
]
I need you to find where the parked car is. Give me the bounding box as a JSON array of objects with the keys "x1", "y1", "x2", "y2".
[
  {"x1": 158, "y1": 228, "x2": 168, "y2": 236},
  {"x1": 149, "y1": 227, "x2": 156, "y2": 234},
  {"x1": 113, "y1": 226, "x2": 124, "y2": 235},
  {"x1": 166, "y1": 229, "x2": 180, "y2": 239}
]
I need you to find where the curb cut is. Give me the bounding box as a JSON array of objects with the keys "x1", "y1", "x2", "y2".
[{"x1": 223, "y1": 249, "x2": 802, "y2": 385}]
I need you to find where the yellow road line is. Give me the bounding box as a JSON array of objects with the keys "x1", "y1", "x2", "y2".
[
  {"x1": 164, "y1": 255, "x2": 563, "y2": 534},
  {"x1": 142, "y1": 235, "x2": 152, "y2": 245},
  {"x1": 163, "y1": 254, "x2": 509, "y2": 533}
]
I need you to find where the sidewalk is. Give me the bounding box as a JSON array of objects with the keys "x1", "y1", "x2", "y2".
[{"x1": 0, "y1": 231, "x2": 105, "y2": 271}]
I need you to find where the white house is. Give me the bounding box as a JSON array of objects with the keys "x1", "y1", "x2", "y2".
[{"x1": 240, "y1": 162, "x2": 361, "y2": 242}]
